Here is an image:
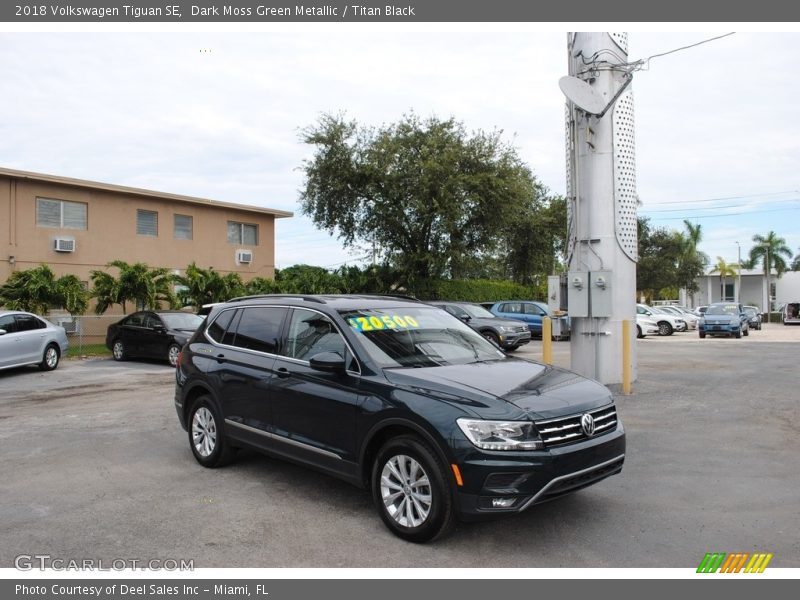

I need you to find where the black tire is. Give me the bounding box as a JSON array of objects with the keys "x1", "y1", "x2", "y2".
[
  {"x1": 481, "y1": 331, "x2": 501, "y2": 348},
  {"x1": 371, "y1": 435, "x2": 456, "y2": 543},
  {"x1": 636, "y1": 325, "x2": 643, "y2": 339},
  {"x1": 167, "y1": 343, "x2": 182, "y2": 367},
  {"x1": 39, "y1": 343, "x2": 60, "y2": 371},
  {"x1": 187, "y1": 396, "x2": 236, "y2": 468},
  {"x1": 505, "y1": 344, "x2": 520, "y2": 352},
  {"x1": 111, "y1": 339, "x2": 126, "y2": 361},
  {"x1": 658, "y1": 321, "x2": 673, "y2": 336},
  {"x1": 699, "y1": 331, "x2": 706, "y2": 339},
  {"x1": 734, "y1": 329, "x2": 742, "y2": 339},
  {"x1": 743, "y1": 326, "x2": 749, "y2": 337}
]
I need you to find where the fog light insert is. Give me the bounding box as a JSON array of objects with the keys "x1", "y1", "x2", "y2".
[{"x1": 491, "y1": 498, "x2": 516, "y2": 508}]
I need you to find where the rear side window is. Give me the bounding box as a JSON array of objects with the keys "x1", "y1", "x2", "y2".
[
  {"x1": 15, "y1": 315, "x2": 46, "y2": 331},
  {"x1": 207, "y1": 309, "x2": 237, "y2": 344},
  {"x1": 524, "y1": 304, "x2": 545, "y2": 316},
  {"x1": 231, "y1": 307, "x2": 288, "y2": 354},
  {"x1": 501, "y1": 303, "x2": 522, "y2": 314}
]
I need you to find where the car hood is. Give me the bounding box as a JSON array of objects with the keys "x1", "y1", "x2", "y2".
[{"x1": 383, "y1": 358, "x2": 612, "y2": 421}]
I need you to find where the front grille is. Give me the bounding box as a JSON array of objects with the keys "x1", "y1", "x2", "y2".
[
  {"x1": 536, "y1": 456, "x2": 625, "y2": 502},
  {"x1": 535, "y1": 404, "x2": 618, "y2": 447},
  {"x1": 514, "y1": 325, "x2": 528, "y2": 333}
]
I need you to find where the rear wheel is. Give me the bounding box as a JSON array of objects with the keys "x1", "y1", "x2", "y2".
[
  {"x1": 636, "y1": 325, "x2": 643, "y2": 339},
  {"x1": 371, "y1": 435, "x2": 455, "y2": 543},
  {"x1": 188, "y1": 396, "x2": 236, "y2": 468},
  {"x1": 658, "y1": 321, "x2": 673, "y2": 336},
  {"x1": 39, "y1": 344, "x2": 60, "y2": 371}
]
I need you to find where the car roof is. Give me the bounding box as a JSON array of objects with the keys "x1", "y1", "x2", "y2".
[{"x1": 218, "y1": 294, "x2": 425, "y2": 311}]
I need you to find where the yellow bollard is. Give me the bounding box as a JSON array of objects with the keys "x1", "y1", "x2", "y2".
[
  {"x1": 622, "y1": 319, "x2": 632, "y2": 395},
  {"x1": 542, "y1": 317, "x2": 552, "y2": 365}
]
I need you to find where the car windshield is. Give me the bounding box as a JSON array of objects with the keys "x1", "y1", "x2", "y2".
[
  {"x1": 338, "y1": 306, "x2": 505, "y2": 368},
  {"x1": 460, "y1": 304, "x2": 496, "y2": 319},
  {"x1": 160, "y1": 313, "x2": 204, "y2": 330},
  {"x1": 744, "y1": 308, "x2": 757, "y2": 316},
  {"x1": 706, "y1": 304, "x2": 738, "y2": 316}
]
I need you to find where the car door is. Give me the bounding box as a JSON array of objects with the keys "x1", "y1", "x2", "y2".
[
  {"x1": 140, "y1": 313, "x2": 168, "y2": 359},
  {"x1": 205, "y1": 306, "x2": 288, "y2": 451},
  {"x1": 117, "y1": 313, "x2": 145, "y2": 356},
  {"x1": 269, "y1": 307, "x2": 361, "y2": 475},
  {"x1": 523, "y1": 303, "x2": 546, "y2": 335},
  {"x1": 0, "y1": 314, "x2": 19, "y2": 368},
  {"x1": 13, "y1": 314, "x2": 48, "y2": 365}
]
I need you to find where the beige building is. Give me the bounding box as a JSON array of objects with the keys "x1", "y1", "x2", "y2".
[{"x1": 0, "y1": 167, "x2": 292, "y2": 286}]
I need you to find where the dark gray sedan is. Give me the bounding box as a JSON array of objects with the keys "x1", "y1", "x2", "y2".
[
  {"x1": 0, "y1": 310, "x2": 69, "y2": 372},
  {"x1": 429, "y1": 301, "x2": 531, "y2": 350}
]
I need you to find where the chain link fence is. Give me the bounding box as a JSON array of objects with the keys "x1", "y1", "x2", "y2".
[{"x1": 49, "y1": 314, "x2": 120, "y2": 354}]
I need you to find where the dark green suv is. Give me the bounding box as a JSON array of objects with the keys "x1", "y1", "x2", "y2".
[{"x1": 174, "y1": 294, "x2": 625, "y2": 542}]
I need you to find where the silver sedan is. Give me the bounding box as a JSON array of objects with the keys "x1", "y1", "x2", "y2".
[{"x1": 0, "y1": 310, "x2": 69, "y2": 371}]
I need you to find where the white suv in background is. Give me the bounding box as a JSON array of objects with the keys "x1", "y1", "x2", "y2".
[{"x1": 636, "y1": 304, "x2": 686, "y2": 336}]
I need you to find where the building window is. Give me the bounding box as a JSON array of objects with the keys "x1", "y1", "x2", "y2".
[
  {"x1": 137, "y1": 209, "x2": 158, "y2": 236},
  {"x1": 227, "y1": 221, "x2": 258, "y2": 245},
  {"x1": 174, "y1": 214, "x2": 193, "y2": 240},
  {"x1": 36, "y1": 197, "x2": 87, "y2": 229}
]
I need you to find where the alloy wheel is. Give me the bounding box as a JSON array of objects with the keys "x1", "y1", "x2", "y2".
[
  {"x1": 380, "y1": 454, "x2": 432, "y2": 528},
  {"x1": 192, "y1": 407, "x2": 217, "y2": 458}
]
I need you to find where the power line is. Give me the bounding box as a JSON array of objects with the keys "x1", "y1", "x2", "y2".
[
  {"x1": 641, "y1": 197, "x2": 800, "y2": 214},
  {"x1": 648, "y1": 206, "x2": 800, "y2": 221},
  {"x1": 644, "y1": 190, "x2": 798, "y2": 207},
  {"x1": 643, "y1": 32, "x2": 736, "y2": 64}
]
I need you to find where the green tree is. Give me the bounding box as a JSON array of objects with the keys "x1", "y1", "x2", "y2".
[
  {"x1": 90, "y1": 260, "x2": 176, "y2": 314},
  {"x1": 502, "y1": 195, "x2": 567, "y2": 285},
  {"x1": 299, "y1": 112, "x2": 540, "y2": 292},
  {"x1": 174, "y1": 263, "x2": 245, "y2": 308},
  {"x1": 0, "y1": 264, "x2": 88, "y2": 315},
  {"x1": 748, "y1": 231, "x2": 793, "y2": 277},
  {"x1": 792, "y1": 249, "x2": 800, "y2": 272},
  {"x1": 711, "y1": 256, "x2": 738, "y2": 301},
  {"x1": 636, "y1": 217, "x2": 684, "y2": 302},
  {"x1": 676, "y1": 220, "x2": 709, "y2": 301}
]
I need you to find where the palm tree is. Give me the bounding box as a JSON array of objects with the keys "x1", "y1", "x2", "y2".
[
  {"x1": 679, "y1": 220, "x2": 710, "y2": 304},
  {"x1": 748, "y1": 231, "x2": 793, "y2": 277},
  {"x1": 91, "y1": 261, "x2": 177, "y2": 314},
  {"x1": 0, "y1": 265, "x2": 89, "y2": 315},
  {"x1": 174, "y1": 263, "x2": 245, "y2": 308},
  {"x1": 711, "y1": 257, "x2": 738, "y2": 302},
  {"x1": 682, "y1": 220, "x2": 710, "y2": 267}
]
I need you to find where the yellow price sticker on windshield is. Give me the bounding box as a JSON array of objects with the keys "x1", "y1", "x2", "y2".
[{"x1": 347, "y1": 315, "x2": 420, "y2": 332}]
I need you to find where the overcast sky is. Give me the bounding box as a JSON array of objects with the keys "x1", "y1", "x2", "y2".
[{"x1": 1, "y1": 30, "x2": 798, "y2": 270}]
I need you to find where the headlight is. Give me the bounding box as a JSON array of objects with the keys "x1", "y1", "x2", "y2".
[
  {"x1": 499, "y1": 326, "x2": 518, "y2": 333},
  {"x1": 456, "y1": 418, "x2": 543, "y2": 451}
]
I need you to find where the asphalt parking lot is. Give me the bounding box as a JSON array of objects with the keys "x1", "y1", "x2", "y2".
[{"x1": 1, "y1": 324, "x2": 798, "y2": 568}]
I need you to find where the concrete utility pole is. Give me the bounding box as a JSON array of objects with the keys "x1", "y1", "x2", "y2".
[{"x1": 564, "y1": 32, "x2": 638, "y2": 385}]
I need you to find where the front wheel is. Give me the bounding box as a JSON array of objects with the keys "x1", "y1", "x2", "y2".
[
  {"x1": 636, "y1": 325, "x2": 643, "y2": 339},
  {"x1": 371, "y1": 436, "x2": 455, "y2": 543},
  {"x1": 734, "y1": 329, "x2": 742, "y2": 339},
  {"x1": 39, "y1": 344, "x2": 60, "y2": 371},
  {"x1": 658, "y1": 321, "x2": 673, "y2": 336},
  {"x1": 167, "y1": 343, "x2": 182, "y2": 367},
  {"x1": 699, "y1": 331, "x2": 706, "y2": 339},
  {"x1": 482, "y1": 331, "x2": 501, "y2": 347},
  {"x1": 112, "y1": 339, "x2": 126, "y2": 361},
  {"x1": 743, "y1": 326, "x2": 749, "y2": 337}
]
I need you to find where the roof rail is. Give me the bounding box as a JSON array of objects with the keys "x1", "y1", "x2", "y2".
[
  {"x1": 355, "y1": 293, "x2": 419, "y2": 301},
  {"x1": 227, "y1": 294, "x2": 326, "y2": 304}
]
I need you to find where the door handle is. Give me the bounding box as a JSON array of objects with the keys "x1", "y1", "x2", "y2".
[
  {"x1": 276, "y1": 367, "x2": 291, "y2": 379},
  {"x1": 215, "y1": 354, "x2": 227, "y2": 363}
]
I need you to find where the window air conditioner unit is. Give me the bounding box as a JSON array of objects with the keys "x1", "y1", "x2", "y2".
[
  {"x1": 54, "y1": 238, "x2": 76, "y2": 252},
  {"x1": 236, "y1": 250, "x2": 253, "y2": 264}
]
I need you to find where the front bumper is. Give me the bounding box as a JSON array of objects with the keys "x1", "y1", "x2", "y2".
[
  {"x1": 499, "y1": 330, "x2": 532, "y2": 348},
  {"x1": 452, "y1": 424, "x2": 625, "y2": 520},
  {"x1": 700, "y1": 323, "x2": 740, "y2": 336}
]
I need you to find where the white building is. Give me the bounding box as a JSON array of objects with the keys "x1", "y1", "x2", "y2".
[{"x1": 686, "y1": 270, "x2": 800, "y2": 312}]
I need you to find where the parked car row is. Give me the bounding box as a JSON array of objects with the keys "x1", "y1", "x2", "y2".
[{"x1": 0, "y1": 310, "x2": 69, "y2": 372}]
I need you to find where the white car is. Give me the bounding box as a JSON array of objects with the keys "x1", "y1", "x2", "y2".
[
  {"x1": 637, "y1": 304, "x2": 686, "y2": 336},
  {"x1": 659, "y1": 305, "x2": 699, "y2": 330},
  {"x1": 0, "y1": 310, "x2": 69, "y2": 371},
  {"x1": 636, "y1": 314, "x2": 660, "y2": 338}
]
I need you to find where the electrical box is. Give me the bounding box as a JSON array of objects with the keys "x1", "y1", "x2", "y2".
[
  {"x1": 568, "y1": 271, "x2": 589, "y2": 317},
  {"x1": 590, "y1": 270, "x2": 613, "y2": 317}
]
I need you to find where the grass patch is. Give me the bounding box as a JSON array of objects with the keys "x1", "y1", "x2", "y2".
[{"x1": 66, "y1": 343, "x2": 110, "y2": 358}]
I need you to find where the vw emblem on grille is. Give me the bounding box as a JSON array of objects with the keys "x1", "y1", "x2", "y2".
[{"x1": 580, "y1": 413, "x2": 595, "y2": 436}]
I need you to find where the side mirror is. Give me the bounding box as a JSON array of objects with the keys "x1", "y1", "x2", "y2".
[
  {"x1": 0, "y1": 329, "x2": 6, "y2": 336},
  {"x1": 153, "y1": 324, "x2": 166, "y2": 333},
  {"x1": 458, "y1": 314, "x2": 471, "y2": 323},
  {"x1": 309, "y1": 352, "x2": 346, "y2": 373}
]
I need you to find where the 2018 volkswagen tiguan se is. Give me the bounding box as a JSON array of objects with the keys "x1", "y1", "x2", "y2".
[{"x1": 174, "y1": 295, "x2": 625, "y2": 542}]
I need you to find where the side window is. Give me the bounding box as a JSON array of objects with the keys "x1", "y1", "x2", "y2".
[
  {"x1": 0, "y1": 315, "x2": 17, "y2": 333},
  {"x1": 142, "y1": 314, "x2": 160, "y2": 329},
  {"x1": 502, "y1": 303, "x2": 521, "y2": 314},
  {"x1": 283, "y1": 309, "x2": 346, "y2": 361},
  {"x1": 524, "y1": 304, "x2": 545, "y2": 316},
  {"x1": 15, "y1": 315, "x2": 45, "y2": 332},
  {"x1": 636, "y1": 306, "x2": 646, "y2": 315},
  {"x1": 207, "y1": 309, "x2": 237, "y2": 344},
  {"x1": 124, "y1": 314, "x2": 144, "y2": 327},
  {"x1": 231, "y1": 307, "x2": 287, "y2": 354},
  {"x1": 444, "y1": 305, "x2": 467, "y2": 318}
]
